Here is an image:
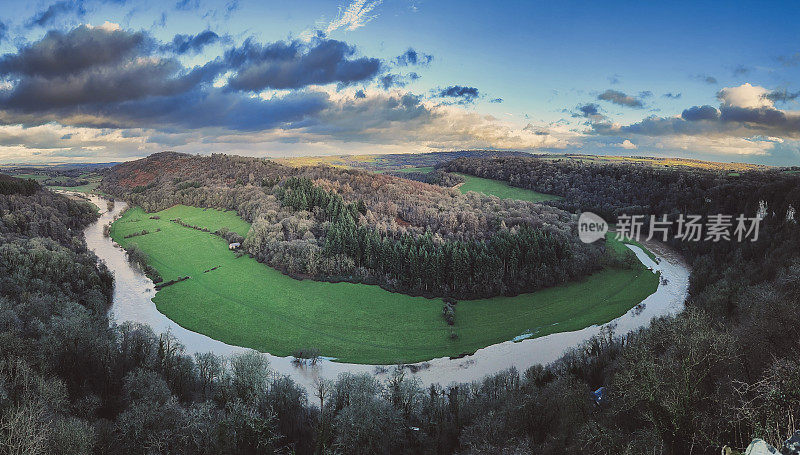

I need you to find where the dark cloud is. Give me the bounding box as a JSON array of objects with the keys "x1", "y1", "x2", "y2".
[
  {"x1": 490, "y1": 98, "x2": 503, "y2": 103},
  {"x1": 1, "y1": 59, "x2": 221, "y2": 111},
  {"x1": 601, "y1": 103, "x2": 800, "y2": 139},
  {"x1": 681, "y1": 105, "x2": 719, "y2": 121},
  {"x1": 27, "y1": 0, "x2": 86, "y2": 28},
  {"x1": 663, "y1": 92, "x2": 682, "y2": 99},
  {"x1": 123, "y1": 90, "x2": 330, "y2": 131},
  {"x1": 574, "y1": 103, "x2": 600, "y2": 118},
  {"x1": 719, "y1": 105, "x2": 787, "y2": 124},
  {"x1": 765, "y1": 89, "x2": 800, "y2": 104},
  {"x1": 354, "y1": 89, "x2": 366, "y2": 99},
  {"x1": 395, "y1": 48, "x2": 433, "y2": 66},
  {"x1": 0, "y1": 25, "x2": 221, "y2": 112},
  {"x1": 307, "y1": 93, "x2": 433, "y2": 141},
  {"x1": 166, "y1": 30, "x2": 221, "y2": 55},
  {"x1": 224, "y1": 38, "x2": 381, "y2": 91},
  {"x1": 638, "y1": 91, "x2": 654, "y2": 99},
  {"x1": 0, "y1": 25, "x2": 149, "y2": 77},
  {"x1": 597, "y1": 89, "x2": 644, "y2": 108},
  {"x1": 379, "y1": 74, "x2": 405, "y2": 89},
  {"x1": 378, "y1": 72, "x2": 420, "y2": 89},
  {"x1": 0, "y1": 24, "x2": 347, "y2": 133},
  {"x1": 438, "y1": 85, "x2": 479, "y2": 103}
]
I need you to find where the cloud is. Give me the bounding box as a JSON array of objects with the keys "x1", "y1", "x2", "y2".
[
  {"x1": 663, "y1": 92, "x2": 682, "y2": 99},
  {"x1": 27, "y1": 0, "x2": 87, "y2": 28},
  {"x1": 326, "y1": 0, "x2": 383, "y2": 34},
  {"x1": 593, "y1": 84, "x2": 800, "y2": 145},
  {"x1": 597, "y1": 89, "x2": 644, "y2": 108},
  {"x1": 0, "y1": 23, "x2": 577, "y2": 163},
  {"x1": 766, "y1": 89, "x2": 800, "y2": 104},
  {"x1": 638, "y1": 91, "x2": 653, "y2": 99},
  {"x1": 777, "y1": 53, "x2": 800, "y2": 67},
  {"x1": 681, "y1": 105, "x2": 719, "y2": 121},
  {"x1": 379, "y1": 74, "x2": 405, "y2": 89},
  {"x1": 574, "y1": 103, "x2": 601, "y2": 118},
  {"x1": 175, "y1": 0, "x2": 200, "y2": 11},
  {"x1": 395, "y1": 48, "x2": 433, "y2": 66},
  {"x1": 0, "y1": 25, "x2": 221, "y2": 112},
  {"x1": 0, "y1": 24, "x2": 148, "y2": 78},
  {"x1": 0, "y1": 21, "x2": 7, "y2": 43},
  {"x1": 166, "y1": 30, "x2": 222, "y2": 55},
  {"x1": 490, "y1": 98, "x2": 503, "y2": 103},
  {"x1": 717, "y1": 82, "x2": 773, "y2": 109},
  {"x1": 224, "y1": 0, "x2": 240, "y2": 16},
  {"x1": 0, "y1": 24, "x2": 330, "y2": 132},
  {"x1": 301, "y1": 91, "x2": 572, "y2": 151},
  {"x1": 223, "y1": 37, "x2": 381, "y2": 91},
  {"x1": 617, "y1": 139, "x2": 637, "y2": 149},
  {"x1": 437, "y1": 85, "x2": 479, "y2": 103}
]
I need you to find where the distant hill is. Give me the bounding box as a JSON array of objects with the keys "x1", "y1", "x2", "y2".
[
  {"x1": 275, "y1": 150, "x2": 771, "y2": 173},
  {"x1": 274, "y1": 150, "x2": 532, "y2": 171}
]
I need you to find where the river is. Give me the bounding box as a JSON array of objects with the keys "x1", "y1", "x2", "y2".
[{"x1": 80, "y1": 193, "x2": 690, "y2": 394}]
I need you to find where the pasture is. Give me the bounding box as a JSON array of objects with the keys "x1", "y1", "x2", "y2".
[
  {"x1": 455, "y1": 173, "x2": 562, "y2": 202},
  {"x1": 111, "y1": 205, "x2": 658, "y2": 364}
]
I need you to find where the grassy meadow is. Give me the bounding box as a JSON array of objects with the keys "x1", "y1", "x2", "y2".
[
  {"x1": 11, "y1": 172, "x2": 103, "y2": 193},
  {"x1": 455, "y1": 173, "x2": 562, "y2": 203},
  {"x1": 111, "y1": 205, "x2": 658, "y2": 364}
]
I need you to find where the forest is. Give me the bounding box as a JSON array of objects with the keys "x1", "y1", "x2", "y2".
[
  {"x1": 101, "y1": 153, "x2": 607, "y2": 299},
  {"x1": 3, "y1": 152, "x2": 800, "y2": 453}
]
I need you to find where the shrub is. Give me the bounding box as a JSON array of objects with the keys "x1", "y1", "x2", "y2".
[{"x1": 442, "y1": 302, "x2": 456, "y2": 325}]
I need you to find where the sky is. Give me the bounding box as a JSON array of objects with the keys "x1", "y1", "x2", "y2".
[{"x1": 0, "y1": 0, "x2": 799, "y2": 165}]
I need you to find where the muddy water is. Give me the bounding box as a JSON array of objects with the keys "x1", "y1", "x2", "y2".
[{"x1": 81, "y1": 194, "x2": 690, "y2": 394}]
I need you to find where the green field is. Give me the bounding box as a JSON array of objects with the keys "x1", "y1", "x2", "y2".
[
  {"x1": 393, "y1": 166, "x2": 435, "y2": 173},
  {"x1": 456, "y1": 173, "x2": 562, "y2": 202},
  {"x1": 11, "y1": 173, "x2": 49, "y2": 182},
  {"x1": 9, "y1": 172, "x2": 102, "y2": 193},
  {"x1": 111, "y1": 205, "x2": 658, "y2": 364}
]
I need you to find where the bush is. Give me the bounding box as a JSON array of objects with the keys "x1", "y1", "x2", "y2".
[{"x1": 442, "y1": 302, "x2": 456, "y2": 325}]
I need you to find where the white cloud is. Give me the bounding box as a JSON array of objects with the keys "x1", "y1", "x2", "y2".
[
  {"x1": 617, "y1": 139, "x2": 637, "y2": 149},
  {"x1": 325, "y1": 0, "x2": 383, "y2": 34},
  {"x1": 87, "y1": 21, "x2": 121, "y2": 31},
  {"x1": 639, "y1": 134, "x2": 779, "y2": 156},
  {"x1": 717, "y1": 83, "x2": 772, "y2": 109}
]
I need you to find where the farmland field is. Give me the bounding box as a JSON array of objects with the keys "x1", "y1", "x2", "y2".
[
  {"x1": 456, "y1": 173, "x2": 562, "y2": 202},
  {"x1": 111, "y1": 205, "x2": 658, "y2": 364},
  {"x1": 9, "y1": 172, "x2": 103, "y2": 193},
  {"x1": 392, "y1": 166, "x2": 435, "y2": 173}
]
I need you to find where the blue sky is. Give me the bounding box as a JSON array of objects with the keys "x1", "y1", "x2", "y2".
[{"x1": 0, "y1": 0, "x2": 799, "y2": 164}]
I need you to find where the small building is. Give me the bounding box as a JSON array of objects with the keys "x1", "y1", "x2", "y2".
[{"x1": 228, "y1": 242, "x2": 241, "y2": 250}]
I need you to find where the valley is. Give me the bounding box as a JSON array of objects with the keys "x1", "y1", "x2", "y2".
[{"x1": 109, "y1": 202, "x2": 657, "y2": 364}]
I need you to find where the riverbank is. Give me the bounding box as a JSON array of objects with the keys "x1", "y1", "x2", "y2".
[{"x1": 82, "y1": 193, "x2": 689, "y2": 394}]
